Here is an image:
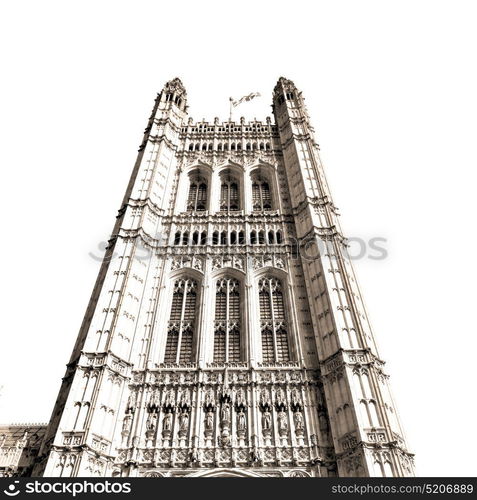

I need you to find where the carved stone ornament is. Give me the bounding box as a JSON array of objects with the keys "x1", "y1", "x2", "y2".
[
  {"x1": 204, "y1": 410, "x2": 214, "y2": 436},
  {"x1": 262, "y1": 409, "x2": 272, "y2": 434},
  {"x1": 293, "y1": 410, "x2": 304, "y2": 435},
  {"x1": 162, "y1": 411, "x2": 173, "y2": 436}
]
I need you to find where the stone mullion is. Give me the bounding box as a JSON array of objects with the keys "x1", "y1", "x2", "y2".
[
  {"x1": 209, "y1": 171, "x2": 220, "y2": 213},
  {"x1": 197, "y1": 262, "x2": 212, "y2": 367},
  {"x1": 175, "y1": 283, "x2": 187, "y2": 364},
  {"x1": 240, "y1": 273, "x2": 249, "y2": 363},
  {"x1": 246, "y1": 271, "x2": 258, "y2": 367},
  {"x1": 269, "y1": 282, "x2": 279, "y2": 362},
  {"x1": 243, "y1": 170, "x2": 252, "y2": 213},
  {"x1": 225, "y1": 280, "x2": 230, "y2": 362}
]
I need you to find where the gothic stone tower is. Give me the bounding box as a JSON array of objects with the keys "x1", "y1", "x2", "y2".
[{"x1": 33, "y1": 78, "x2": 414, "y2": 478}]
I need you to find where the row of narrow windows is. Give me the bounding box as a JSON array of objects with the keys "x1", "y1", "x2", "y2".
[
  {"x1": 165, "y1": 93, "x2": 183, "y2": 107},
  {"x1": 164, "y1": 276, "x2": 290, "y2": 364},
  {"x1": 182, "y1": 125, "x2": 276, "y2": 133},
  {"x1": 277, "y1": 92, "x2": 295, "y2": 105},
  {"x1": 173, "y1": 229, "x2": 283, "y2": 246},
  {"x1": 188, "y1": 142, "x2": 271, "y2": 152},
  {"x1": 187, "y1": 177, "x2": 272, "y2": 212}
]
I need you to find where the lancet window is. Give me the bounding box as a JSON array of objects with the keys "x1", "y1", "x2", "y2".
[
  {"x1": 252, "y1": 174, "x2": 272, "y2": 211},
  {"x1": 213, "y1": 278, "x2": 241, "y2": 362},
  {"x1": 258, "y1": 277, "x2": 290, "y2": 363},
  {"x1": 187, "y1": 172, "x2": 208, "y2": 211},
  {"x1": 164, "y1": 278, "x2": 197, "y2": 363}
]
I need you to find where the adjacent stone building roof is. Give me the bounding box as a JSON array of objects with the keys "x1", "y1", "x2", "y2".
[{"x1": 0, "y1": 423, "x2": 47, "y2": 477}]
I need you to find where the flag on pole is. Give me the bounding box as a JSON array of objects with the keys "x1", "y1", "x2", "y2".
[{"x1": 230, "y1": 92, "x2": 261, "y2": 107}]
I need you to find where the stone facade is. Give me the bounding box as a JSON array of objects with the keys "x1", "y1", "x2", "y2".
[{"x1": 28, "y1": 78, "x2": 413, "y2": 477}]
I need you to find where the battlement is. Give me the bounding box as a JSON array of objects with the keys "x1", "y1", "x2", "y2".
[{"x1": 181, "y1": 117, "x2": 278, "y2": 135}]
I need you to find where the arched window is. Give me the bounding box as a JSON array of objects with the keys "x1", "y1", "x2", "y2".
[
  {"x1": 252, "y1": 175, "x2": 272, "y2": 211},
  {"x1": 246, "y1": 143, "x2": 251, "y2": 151},
  {"x1": 238, "y1": 231, "x2": 245, "y2": 245},
  {"x1": 218, "y1": 143, "x2": 223, "y2": 151},
  {"x1": 250, "y1": 230, "x2": 257, "y2": 245},
  {"x1": 213, "y1": 278, "x2": 241, "y2": 362},
  {"x1": 212, "y1": 231, "x2": 219, "y2": 245},
  {"x1": 202, "y1": 143, "x2": 207, "y2": 151},
  {"x1": 220, "y1": 231, "x2": 227, "y2": 245},
  {"x1": 195, "y1": 143, "x2": 200, "y2": 151},
  {"x1": 192, "y1": 231, "x2": 199, "y2": 245},
  {"x1": 182, "y1": 232, "x2": 189, "y2": 245},
  {"x1": 258, "y1": 230, "x2": 265, "y2": 245},
  {"x1": 174, "y1": 231, "x2": 181, "y2": 245},
  {"x1": 276, "y1": 230, "x2": 283, "y2": 244},
  {"x1": 188, "y1": 144, "x2": 194, "y2": 151},
  {"x1": 208, "y1": 143, "x2": 213, "y2": 151},
  {"x1": 164, "y1": 278, "x2": 197, "y2": 364},
  {"x1": 200, "y1": 231, "x2": 207, "y2": 245},
  {"x1": 220, "y1": 171, "x2": 240, "y2": 211},
  {"x1": 187, "y1": 172, "x2": 208, "y2": 211},
  {"x1": 230, "y1": 231, "x2": 237, "y2": 245},
  {"x1": 258, "y1": 277, "x2": 290, "y2": 363},
  {"x1": 268, "y1": 230, "x2": 274, "y2": 244}
]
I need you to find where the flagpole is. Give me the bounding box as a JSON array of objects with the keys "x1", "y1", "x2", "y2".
[{"x1": 229, "y1": 97, "x2": 233, "y2": 122}]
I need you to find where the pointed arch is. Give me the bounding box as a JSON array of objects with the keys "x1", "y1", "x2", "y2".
[
  {"x1": 183, "y1": 163, "x2": 212, "y2": 213},
  {"x1": 212, "y1": 275, "x2": 243, "y2": 363},
  {"x1": 256, "y1": 274, "x2": 291, "y2": 363},
  {"x1": 216, "y1": 163, "x2": 244, "y2": 213},
  {"x1": 247, "y1": 161, "x2": 279, "y2": 212},
  {"x1": 163, "y1": 276, "x2": 200, "y2": 364}
]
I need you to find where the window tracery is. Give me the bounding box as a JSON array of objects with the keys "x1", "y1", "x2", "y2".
[
  {"x1": 187, "y1": 172, "x2": 208, "y2": 211},
  {"x1": 220, "y1": 170, "x2": 240, "y2": 212},
  {"x1": 213, "y1": 278, "x2": 241, "y2": 363},
  {"x1": 252, "y1": 174, "x2": 272, "y2": 211},
  {"x1": 258, "y1": 277, "x2": 290, "y2": 363},
  {"x1": 164, "y1": 278, "x2": 197, "y2": 363}
]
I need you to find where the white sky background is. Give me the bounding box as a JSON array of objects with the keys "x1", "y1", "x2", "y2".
[{"x1": 0, "y1": 0, "x2": 476, "y2": 477}]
